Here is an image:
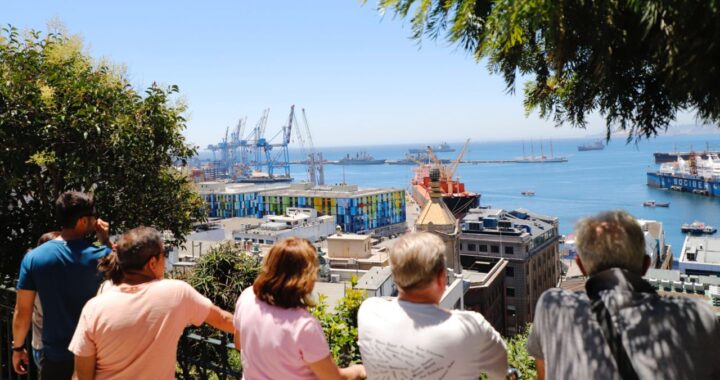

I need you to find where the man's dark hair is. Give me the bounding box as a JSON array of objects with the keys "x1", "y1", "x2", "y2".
[{"x1": 55, "y1": 191, "x2": 96, "y2": 229}]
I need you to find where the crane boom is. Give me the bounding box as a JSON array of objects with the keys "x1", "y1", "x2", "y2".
[
  {"x1": 301, "y1": 109, "x2": 315, "y2": 149},
  {"x1": 448, "y1": 138, "x2": 470, "y2": 181}
]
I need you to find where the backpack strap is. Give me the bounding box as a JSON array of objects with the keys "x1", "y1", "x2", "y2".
[{"x1": 590, "y1": 297, "x2": 640, "y2": 380}]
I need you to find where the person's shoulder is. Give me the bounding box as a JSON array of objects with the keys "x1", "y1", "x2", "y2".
[
  {"x1": 83, "y1": 241, "x2": 111, "y2": 256},
  {"x1": 359, "y1": 296, "x2": 394, "y2": 314},
  {"x1": 451, "y1": 309, "x2": 493, "y2": 329},
  {"x1": 538, "y1": 287, "x2": 587, "y2": 305},
  {"x1": 655, "y1": 294, "x2": 718, "y2": 319},
  {"x1": 24, "y1": 240, "x2": 62, "y2": 260},
  {"x1": 156, "y1": 279, "x2": 200, "y2": 294},
  {"x1": 80, "y1": 291, "x2": 109, "y2": 315}
]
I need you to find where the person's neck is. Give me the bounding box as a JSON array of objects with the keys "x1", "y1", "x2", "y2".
[
  {"x1": 60, "y1": 228, "x2": 86, "y2": 241},
  {"x1": 398, "y1": 290, "x2": 440, "y2": 305},
  {"x1": 121, "y1": 271, "x2": 159, "y2": 286}
]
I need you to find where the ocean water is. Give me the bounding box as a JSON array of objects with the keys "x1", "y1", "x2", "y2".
[{"x1": 277, "y1": 134, "x2": 720, "y2": 260}]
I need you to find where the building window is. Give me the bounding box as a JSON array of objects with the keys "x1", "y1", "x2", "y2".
[
  {"x1": 506, "y1": 287, "x2": 515, "y2": 297},
  {"x1": 468, "y1": 243, "x2": 477, "y2": 251},
  {"x1": 506, "y1": 266, "x2": 514, "y2": 277},
  {"x1": 479, "y1": 244, "x2": 488, "y2": 252},
  {"x1": 507, "y1": 305, "x2": 516, "y2": 317},
  {"x1": 491, "y1": 245, "x2": 499, "y2": 253},
  {"x1": 505, "y1": 246, "x2": 514, "y2": 254}
]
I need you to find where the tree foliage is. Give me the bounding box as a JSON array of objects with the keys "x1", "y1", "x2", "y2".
[
  {"x1": 0, "y1": 25, "x2": 205, "y2": 279},
  {"x1": 310, "y1": 277, "x2": 366, "y2": 367},
  {"x1": 372, "y1": 0, "x2": 720, "y2": 139},
  {"x1": 183, "y1": 242, "x2": 261, "y2": 311}
]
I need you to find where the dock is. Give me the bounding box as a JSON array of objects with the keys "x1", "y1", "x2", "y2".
[{"x1": 289, "y1": 159, "x2": 568, "y2": 165}]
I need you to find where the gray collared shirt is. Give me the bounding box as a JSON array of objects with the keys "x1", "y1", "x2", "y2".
[{"x1": 527, "y1": 268, "x2": 720, "y2": 380}]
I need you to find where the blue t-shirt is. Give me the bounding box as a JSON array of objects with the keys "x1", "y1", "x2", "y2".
[{"x1": 17, "y1": 239, "x2": 110, "y2": 361}]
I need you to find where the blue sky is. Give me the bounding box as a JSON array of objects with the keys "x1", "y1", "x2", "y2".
[{"x1": 3, "y1": 1, "x2": 697, "y2": 147}]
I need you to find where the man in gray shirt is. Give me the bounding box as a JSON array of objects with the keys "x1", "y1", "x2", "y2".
[{"x1": 527, "y1": 210, "x2": 720, "y2": 379}]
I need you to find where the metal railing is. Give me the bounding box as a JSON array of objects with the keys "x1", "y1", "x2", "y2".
[{"x1": 0, "y1": 286, "x2": 241, "y2": 380}]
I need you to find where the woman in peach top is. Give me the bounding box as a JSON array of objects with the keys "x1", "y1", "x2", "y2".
[
  {"x1": 69, "y1": 227, "x2": 235, "y2": 380},
  {"x1": 233, "y1": 237, "x2": 365, "y2": 380}
]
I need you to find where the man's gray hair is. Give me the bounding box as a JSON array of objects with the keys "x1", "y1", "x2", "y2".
[
  {"x1": 389, "y1": 232, "x2": 446, "y2": 290},
  {"x1": 575, "y1": 210, "x2": 646, "y2": 275}
]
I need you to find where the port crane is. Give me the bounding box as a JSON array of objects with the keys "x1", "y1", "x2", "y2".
[
  {"x1": 207, "y1": 105, "x2": 323, "y2": 182},
  {"x1": 252, "y1": 106, "x2": 294, "y2": 178},
  {"x1": 292, "y1": 108, "x2": 325, "y2": 186}
]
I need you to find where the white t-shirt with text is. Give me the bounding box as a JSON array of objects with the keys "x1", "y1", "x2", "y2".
[{"x1": 358, "y1": 297, "x2": 508, "y2": 380}]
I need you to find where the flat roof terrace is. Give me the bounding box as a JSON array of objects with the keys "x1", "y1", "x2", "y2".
[
  {"x1": 260, "y1": 185, "x2": 402, "y2": 199},
  {"x1": 680, "y1": 236, "x2": 720, "y2": 265}
]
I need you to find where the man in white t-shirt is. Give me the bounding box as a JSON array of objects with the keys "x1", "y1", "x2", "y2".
[{"x1": 358, "y1": 232, "x2": 508, "y2": 380}]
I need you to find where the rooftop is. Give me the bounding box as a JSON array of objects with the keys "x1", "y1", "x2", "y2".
[
  {"x1": 461, "y1": 207, "x2": 556, "y2": 237},
  {"x1": 638, "y1": 219, "x2": 664, "y2": 241},
  {"x1": 356, "y1": 266, "x2": 393, "y2": 291},
  {"x1": 261, "y1": 182, "x2": 400, "y2": 198},
  {"x1": 197, "y1": 181, "x2": 290, "y2": 195},
  {"x1": 680, "y1": 236, "x2": 720, "y2": 265},
  {"x1": 327, "y1": 233, "x2": 372, "y2": 241}
]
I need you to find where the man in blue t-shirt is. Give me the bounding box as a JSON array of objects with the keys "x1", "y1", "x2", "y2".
[{"x1": 12, "y1": 191, "x2": 111, "y2": 380}]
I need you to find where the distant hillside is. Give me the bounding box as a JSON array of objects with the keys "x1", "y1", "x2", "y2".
[{"x1": 586, "y1": 123, "x2": 720, "y2": 139}]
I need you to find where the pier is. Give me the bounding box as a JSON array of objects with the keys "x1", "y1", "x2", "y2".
[{"x1": 289, "y1": 159, "x2": 567, "y2": 165}]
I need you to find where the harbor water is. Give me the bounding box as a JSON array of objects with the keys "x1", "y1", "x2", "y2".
[{"x1": 280, "y1": 134, "x2": 720, "y2": 261}]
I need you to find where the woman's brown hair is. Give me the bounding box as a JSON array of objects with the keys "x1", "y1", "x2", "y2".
[
  {"x1": 253, "y1": 237, "x2": 318, "y2": 309},
  {"x1": 97, "y1": 226, "x2": 164, "y2": 284}
]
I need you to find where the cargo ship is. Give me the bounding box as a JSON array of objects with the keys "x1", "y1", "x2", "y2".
[
  {"x1": 411, "y1": 165, "x2": 480, "y2": 218},
  {"x1": 578, "y1": 141, "x2": 605, "y2": 151},
  {"x1": 654, "y1": 151, "x2": 720, "y2": 164},
  {"x1": 238, "y1": 170, "x2": 293, "y2": 183},
  {"x1": 647, "y1": 153, "x2": 720, "y2": 197},
  {"x1": 654, "y1": 143, "x2": 719, "y2": 163},
  {"x1": 338, "y1": 152, "x2": 386, "y2": 165},
  {"x1": 409, "y1": 142, "x2": 455, "y2": 154},
  {"x1": 410, "y1": 140, "x2": 479, "y2": 217}
]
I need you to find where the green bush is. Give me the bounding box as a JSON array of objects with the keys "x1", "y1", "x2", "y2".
[
  {"x1": 310, "y1": 276, "x2": 366, "y2": 367},
  {"x1": 184, "y1": 242, "x2": 261, "y2": 311}
]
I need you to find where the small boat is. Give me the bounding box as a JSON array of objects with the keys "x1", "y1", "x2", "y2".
[
  {"x1": 643, "y1": 200, "x2": 670, "y2": 207},
  {"x1": 681, "y1": 221, "x2": 717, "y2": 235},
  {"x1": 521, "y1": 191, "x2": 535, "y2": 196}
]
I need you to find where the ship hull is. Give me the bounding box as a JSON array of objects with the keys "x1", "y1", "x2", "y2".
[
  {"x1": 654, "y1": 152, "x2": 720, "y2": 164},
  {"x1": 239, "y1": 176, "x2": 293, "y2": 183},
  {"x1": 411, "y1": 184, "x2": 480, "y2": 218},
  {"x1": 409, "y1": 148, "x2": 455, "y2": 154},
  {"x1": 578, "y1": 146, "x2": 604, "y2": 151},
  {"x1": 337, "y1": 160, "x2": 386, "y2": 165},
  {"x1": 647, "y1": 172, "x2": 720, "y2": 197}
]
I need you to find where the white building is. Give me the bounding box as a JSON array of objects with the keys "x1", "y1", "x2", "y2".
[
  {"x1": 232, "y1": 207, "x2": 335, "y2": 244},
  {"x1": 356, "y1": 267, "x2": 395, "y2": 297},
  {"x1": 679, "y1": 235, "x2": 720, "y2": 276}
]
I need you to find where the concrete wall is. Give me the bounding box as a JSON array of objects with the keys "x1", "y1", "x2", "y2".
[
  {"x1": 327, "y1": 235, "x2": 372, "y2": 259},
  {"x1": 459, "y1": 234, "x2": 560, "y2": 336}
]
